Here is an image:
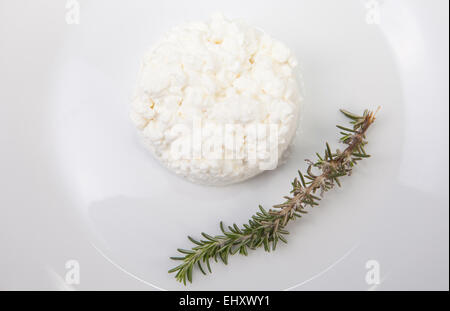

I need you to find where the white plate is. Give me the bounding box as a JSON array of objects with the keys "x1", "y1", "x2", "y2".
[{"x1": 0, "y1": 0, "x2": 448, "y2": 290}]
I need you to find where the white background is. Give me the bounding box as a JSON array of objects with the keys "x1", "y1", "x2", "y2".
[{"x1": 0, "y1": 0, "x2": 448, "y2": 290}]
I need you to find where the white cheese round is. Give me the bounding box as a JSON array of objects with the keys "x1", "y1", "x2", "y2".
[{"x1": 130, "y1": 14, "x2": 302, "y2": 185}]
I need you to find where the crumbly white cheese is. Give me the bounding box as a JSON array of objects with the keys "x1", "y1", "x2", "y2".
[{"x1": 130, "y1": 13, "x2": 302, "y2": 185}]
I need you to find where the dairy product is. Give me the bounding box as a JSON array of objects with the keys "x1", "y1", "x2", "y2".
[{"x1": 130, "y1": 14, "x2": 302, "y2": 185}]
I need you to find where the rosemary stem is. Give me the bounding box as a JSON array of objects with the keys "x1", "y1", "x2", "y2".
[{"x1": 169, "y1": 108, "x2": 378, "y2": 285}]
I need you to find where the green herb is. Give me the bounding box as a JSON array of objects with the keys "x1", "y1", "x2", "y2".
[{"x1": 169, "y1": 108, "x2": 379, "y2": 285}]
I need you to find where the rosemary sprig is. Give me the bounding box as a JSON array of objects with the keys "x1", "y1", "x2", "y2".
[{"x1": 169, "y1": 108, "x2": 378, "y2": 285}]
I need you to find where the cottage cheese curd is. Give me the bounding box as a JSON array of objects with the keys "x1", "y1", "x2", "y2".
[{"x1": 130, "y1": 14, "x2": 302, "y2": 185}]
